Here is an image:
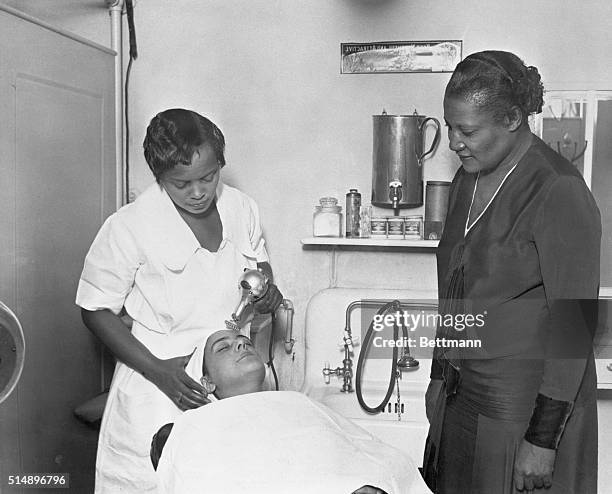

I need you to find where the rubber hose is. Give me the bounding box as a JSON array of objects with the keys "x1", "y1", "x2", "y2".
[
  {"x1": 356, "y1": 301, "x2": 400, "y2": 414},
  {"x1": 268, "y1": 312, "x2": 279, "y2": 391}
]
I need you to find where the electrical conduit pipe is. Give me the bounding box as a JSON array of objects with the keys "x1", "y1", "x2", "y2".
[{"x1": 107, "y1": 0, "x2": 124, "y2": 209}]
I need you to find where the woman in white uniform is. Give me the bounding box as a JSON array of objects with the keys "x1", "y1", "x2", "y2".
[{"x1": 76, "y1": 108, "x2": 283, "y2": 493}]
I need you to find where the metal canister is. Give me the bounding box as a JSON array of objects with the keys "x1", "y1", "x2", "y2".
[
  {"x1": 425, "y1": 181, "x2": 451, "y2": 240},
  {"x1": 345, "y1": 189, "x2": 361, "y2": 237},
  {"x1": 371, "y1": 110, "x2": 441, "y2": 209}
]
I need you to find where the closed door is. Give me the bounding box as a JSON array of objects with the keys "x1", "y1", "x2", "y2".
[{"x1": 0, "y1": 7, "x2": 116, "y2": 492}]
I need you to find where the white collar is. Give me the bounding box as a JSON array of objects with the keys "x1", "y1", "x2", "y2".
[{"x1": 137, "y1": 181, "x2": 226, "y2": 271}]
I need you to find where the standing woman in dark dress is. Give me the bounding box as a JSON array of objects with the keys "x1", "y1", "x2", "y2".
[{"x1": 422, "y1": 51, "x2": 601, "y2": 493}]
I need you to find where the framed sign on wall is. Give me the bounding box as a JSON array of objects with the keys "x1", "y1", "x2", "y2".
[{"x1": 340, "y1": 40, "x2": 462, "y2": 74}]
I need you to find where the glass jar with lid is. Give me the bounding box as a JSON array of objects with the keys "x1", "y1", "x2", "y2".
[{"x1": 313, "y1": 197, "x2": 343, "y2": 237}]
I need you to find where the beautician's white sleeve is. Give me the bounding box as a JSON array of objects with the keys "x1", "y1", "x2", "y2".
[{"x1": 76, "y1": 215, "x2": 143, "y2": 315}]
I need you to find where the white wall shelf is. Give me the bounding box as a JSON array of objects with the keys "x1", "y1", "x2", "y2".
[{"x1": 301, "y1": 237, "x2": 439, "y2": 248}]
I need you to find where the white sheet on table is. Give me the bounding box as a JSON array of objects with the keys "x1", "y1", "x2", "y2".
[{"x1": 156, "y1": 391, "x2": 427, "y2": 494}]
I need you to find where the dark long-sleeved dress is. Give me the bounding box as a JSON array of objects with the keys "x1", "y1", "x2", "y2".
[{"x1": 422, "y1": 136, "x2": 601, "y2": 494}]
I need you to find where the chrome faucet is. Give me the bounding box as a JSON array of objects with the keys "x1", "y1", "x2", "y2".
[
  {"x1": 322, "y1": 327, "x2": 356, "y2": 392},
  {"x1": 323, "y1": 299, "x2": 432, "y2": 394},
  {"x1": 322, "y1": 299, "x2": 399, "y2": 393},
  {"x1": 322, "y1": 308, "x2": 362, "y2": 393},
  {"x1": 389, "y1": 180, "x2": 403, "y2": 216}
]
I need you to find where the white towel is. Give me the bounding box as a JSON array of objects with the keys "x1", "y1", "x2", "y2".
[
  {"x1": 183, "y1": 338, "x2": 219, "y2": 405},
  {"x1": 156, "y1": 391, "x2": 427, "y2": 494},
  {"x1": 184, "y1": 339, "x2": 207, "y2": 383}
]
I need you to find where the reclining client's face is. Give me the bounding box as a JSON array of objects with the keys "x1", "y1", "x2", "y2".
[{"x1": 203, "y1": 330, "x2": 266, "y2": 399}]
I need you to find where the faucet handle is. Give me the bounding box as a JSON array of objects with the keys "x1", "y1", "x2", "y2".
[
  {"x1": 339, "y1": 333, "x2": 360, "y2": 351},
  {"x1": 322, "y1": 361, "x2": 331, "y2": 384}
]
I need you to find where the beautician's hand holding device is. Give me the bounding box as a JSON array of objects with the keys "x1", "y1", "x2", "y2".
[
  {"x1": 77, "y1": 108, "x2": 282, "y2": 494},
  {"x1": 252, "y1": 270, "x2": 283, "y2": 314},
  {"x1": 226, "y1": 264, "x2": 284, "y2": 330}
]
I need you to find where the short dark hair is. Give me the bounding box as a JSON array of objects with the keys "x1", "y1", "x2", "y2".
[
  {"x1": 143, "y1": 108, "x2": 226, "y2": 183},
  {"x1": 445, "y1": 50, "x2": 544, "y2": 124}
]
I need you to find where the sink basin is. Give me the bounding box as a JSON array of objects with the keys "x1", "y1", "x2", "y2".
[{"x1": 306, "y1": 383, "x2": 430, "y2": 467}]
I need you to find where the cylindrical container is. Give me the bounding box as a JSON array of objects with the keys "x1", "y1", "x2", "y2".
[
  {"x1": 313, "y1": 197, "x2": 342, "y2": 237},
  {"x1": 387, "y1": 216, "x2": 405, "y2": 238},
  {"x1": 359, "y1": 205, "x2": 372, "y2": 238},
  {"x1": 345, "y1": 189, "x2": 361, "y2": 237},
  {"x1": 404, "y1": 215, "x2": 423, "y2": 239},
  {"x1": 371, "y1": 216, "x2": 387, "y2": 236},
  {"x1": 425, "y1": 181, "x2": 451, "y2": 240},
  {"x1": 371, "y1": 110, "x2": 441, "y2": 210}
]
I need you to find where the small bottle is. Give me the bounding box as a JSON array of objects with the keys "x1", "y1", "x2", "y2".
[
  {"x1": 359, "y1": 204, "x2": 372, "y2": 238},
  {"x1": 345, "y1": 189, "x2": 361, "y2": 237},
  {"x1": 313, "y1": 197, "x2": 343, "y2": 237}
]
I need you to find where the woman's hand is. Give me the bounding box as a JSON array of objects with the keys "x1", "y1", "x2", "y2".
[
  {"x1": 148, "y1": 353, "x2": 210, "y2": 411},
  {"x1": 425, "y1": 379, "x2": 443, "y2": 423},
  {"x1": 81, "y1": 309, "x2": 210, "y2": 411},
  {"x1": 513, "y1": 439, "x2": 555, "y2": 491},
  {"x1": 253, "y1": 283, "x2": 283, "y2": 314}
]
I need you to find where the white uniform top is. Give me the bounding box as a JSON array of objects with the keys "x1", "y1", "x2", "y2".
[{"x1": 76, "y1": 181, "x2": 269, "y2": 493}]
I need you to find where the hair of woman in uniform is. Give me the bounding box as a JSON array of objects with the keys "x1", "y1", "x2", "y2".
[{"x1": 143, "y1": 108, "x2": 226, "y2": 182}]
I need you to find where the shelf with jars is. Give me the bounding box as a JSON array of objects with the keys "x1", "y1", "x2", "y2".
[
  {"x1": 306, "y1": 196, "x2": 440, "y2": 249},
  {"x1": 307, "y1": 179, "x2": 449, "y2": 251},
  {"x1": 301, "y1": 237, "x2": 438, "y2": 249}
]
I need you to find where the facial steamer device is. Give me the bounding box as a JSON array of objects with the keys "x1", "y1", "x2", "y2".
[
  {"x1": 225, "y1": 269, "x2": 296, "y2": 391},
  {"x1": 225, "y1": 268, "x2": 270, "y2": 332}
]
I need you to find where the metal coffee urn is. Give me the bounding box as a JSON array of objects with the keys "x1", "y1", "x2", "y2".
[{"x1": 371, "y1": 110, "x2": 441, "y2": 215}]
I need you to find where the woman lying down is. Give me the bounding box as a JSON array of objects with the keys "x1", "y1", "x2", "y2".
[{"x1": 151, "y1": 330, "x2": 430, "y2": 494}]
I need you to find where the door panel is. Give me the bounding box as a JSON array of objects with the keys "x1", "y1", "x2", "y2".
[{"x1": 0, "y1": 7, "x2": 115, "y2": 492}]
